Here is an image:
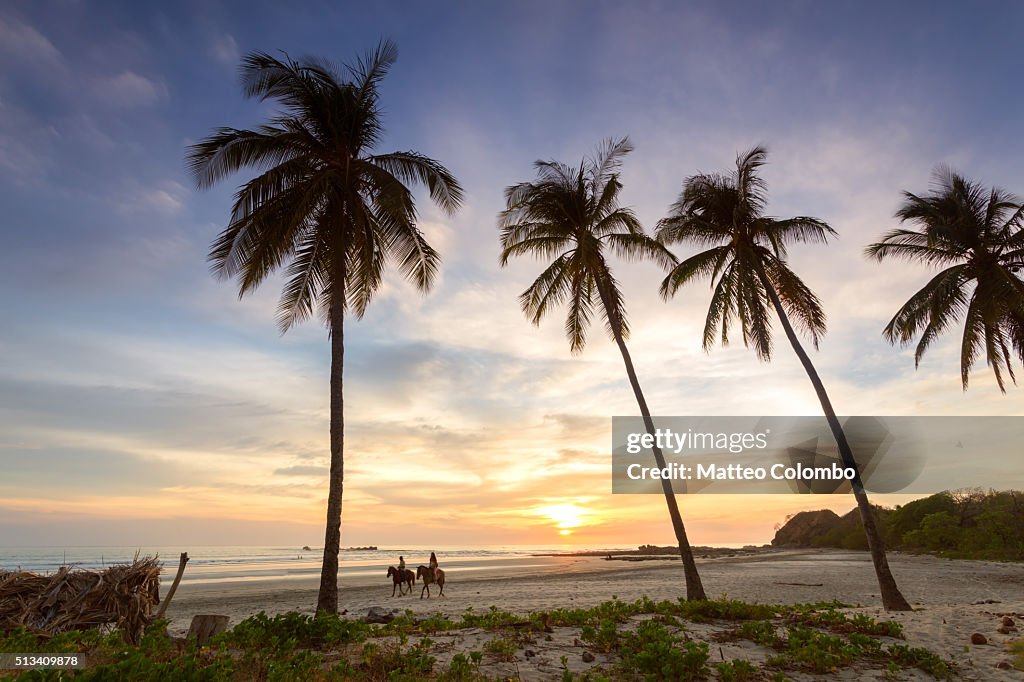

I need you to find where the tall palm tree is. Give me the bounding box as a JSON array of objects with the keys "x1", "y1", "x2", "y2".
[
  {"x1": 656, "y1": 146, "x2": 912, "y2": 611},
  {"x1": 186, "y1": 42, "x2": 463, "y2": 613},
  {"x1": 499, "y1": 137, "x2": 707, "y2": 600},
  {"x1": 866, "y1": 167, "x2": 1024, "y2": 392}
]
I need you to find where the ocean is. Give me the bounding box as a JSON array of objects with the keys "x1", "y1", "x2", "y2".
[{"x1": 0, "y1": 545, "x2": 643, "y2": 586}]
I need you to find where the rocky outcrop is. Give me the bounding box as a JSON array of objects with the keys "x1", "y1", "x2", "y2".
[{"x1": 771, "y1": 509, "x2": 843, "y2": 547}]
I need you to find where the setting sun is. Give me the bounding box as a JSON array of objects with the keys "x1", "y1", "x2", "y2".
[{"x1": 534, "y1": 502, "x2": 593, "y2": 532}]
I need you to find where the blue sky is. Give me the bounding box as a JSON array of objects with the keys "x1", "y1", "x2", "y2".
[{"x1": 1, "y1": 0, "x2": 1022, "y2": 548}]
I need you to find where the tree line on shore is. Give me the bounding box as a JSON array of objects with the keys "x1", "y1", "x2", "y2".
[
  {"x1": 186, "y1": 40, "x2": 1024, "y2": 614},
  {"x1": 775, "y1": 489, "x2": 1024, "y2": 561}
]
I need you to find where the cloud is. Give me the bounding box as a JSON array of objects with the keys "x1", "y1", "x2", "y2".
[
  {"x1": 274, "y1": 465, "x2": 329, "y2": 477},
  {"x1": 0, "y1": 15, "x2": 62, "y2": 68},
  {"x1": 115, "y1": 180, "x2": 187, "y2": 215},
  {"x1": 210, "y1": 33, "x2": 239, "y2": 65},
  {"x1": 94, "y1": 70, "x2": 168, "y2": 107}
]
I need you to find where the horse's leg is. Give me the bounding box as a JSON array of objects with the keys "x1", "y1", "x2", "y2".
[{"x1": 439, "y1": 578, "x2": 444, "y2": 597}]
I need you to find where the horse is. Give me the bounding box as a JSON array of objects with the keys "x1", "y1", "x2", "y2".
[
  {"x1": 416, "y1": 565, "x2": 445, "y2": 598},
  {"x1": 386, "y1": 566, "x2": 415, "y2": 596}
]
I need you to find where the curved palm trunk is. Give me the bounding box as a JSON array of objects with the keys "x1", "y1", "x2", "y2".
[
  {"x1": 598, "y1": 288, "x2": 707, "y2": 600},
  {"x1": 755, "y1": 266, "x2": 912, "y2": 611},
  {"x1": 317, "y1": 292, "x2": 346, "y2": 613}
]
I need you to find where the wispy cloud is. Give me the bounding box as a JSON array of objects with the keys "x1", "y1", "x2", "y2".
[
  {"x1": 94, "y1": 70, "x2": 168, "y2": 107},
  {"x1": 0, "y1": 14, "x2": 62, "y2": 69},
  {"x1": 209, "y1": 33, "x2": 239, "y2": 65}
]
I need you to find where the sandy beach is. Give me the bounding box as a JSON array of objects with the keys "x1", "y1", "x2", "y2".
[{"x1": 163, "y1": 549, "x2": 1024, "y2": 679}]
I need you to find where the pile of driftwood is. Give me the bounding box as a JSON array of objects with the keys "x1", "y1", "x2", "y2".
[{"x1": 0, "y1": 556, "x2": 163, "y2": 643}]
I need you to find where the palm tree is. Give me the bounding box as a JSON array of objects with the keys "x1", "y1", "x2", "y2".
[
  {"x1": 498, "y1": 137, "x2": 707, "y2": 600},
  {"x1": 656, "y1": 146, "x2": 912, "y2": 611},
  {"x1": 866, "y1": 167, "x2": 1024, "y2": 392},
  {"x1": 186, "y1": 42, "x2": 463, "y2": 613}
]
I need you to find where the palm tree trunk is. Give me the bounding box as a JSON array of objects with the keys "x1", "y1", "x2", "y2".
[
  {"x1": 597, "y1": 287, "x2": 707, "y2": 600},
  {"x1": 755, "y1": 265, "x2": 912, "y2": 611},
  {"x1": 317, "y1": 290, "x2": 346, "y2": 613}
]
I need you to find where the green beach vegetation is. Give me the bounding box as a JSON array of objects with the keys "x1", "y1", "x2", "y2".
[{"x1": 0, "y1": 597, "x2": 955, "y2": 681}]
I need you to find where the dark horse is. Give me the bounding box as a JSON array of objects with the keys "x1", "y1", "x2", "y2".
[
  {"x1": 416, "y1": 565, "x2": 445, "y2": 598},
  {"x1": 386, "y1": 566, "x2": 414, "y2": 596}
]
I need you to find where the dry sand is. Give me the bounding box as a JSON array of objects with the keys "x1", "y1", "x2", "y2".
[{"x1": 164, "y1": 549, "x2": 1024, "y2": 680}]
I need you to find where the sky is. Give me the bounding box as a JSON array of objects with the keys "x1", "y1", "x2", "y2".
[{"x1": 1, "y1": 0, "x2": 1023, "y2": 549}]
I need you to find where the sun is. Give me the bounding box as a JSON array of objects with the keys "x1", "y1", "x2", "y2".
[{"x1": 533, "y1": 502, "x2": 592, "y2": 535}]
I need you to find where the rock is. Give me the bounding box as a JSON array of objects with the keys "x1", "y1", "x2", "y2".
[
  {"x1": 524, "y1": 649, "x2": 536, "y2": 658},
  {"x1": 972, "y1": 599, "x2": 1001, "y2": 605},
  {"x1": 995, "y1": 661, "x2": 1012, "y2": 670},
  {"x1": 771, "y1": 510, "x2": 843, "y2": 547},
  {"x1": 544, "y1": 634, "x2": 553, "y2": 641},
  {"x1": 970, "y1": 633, "x2": 988, "y2": 645},
  {"x1": 1001, "y1": 616, "x2": 1015, "y2": 627},
  {"x1": 582, "y1": 651, "x2": 595, "y2": 663},
  {"x1": 364, "y1": 606, "x2": 398, "y2": 624},
  {"x1": 997, "y1": 626, "x2": 1013, "y2": 634},
  {"x1": 573, "y1": 638, "x2": 582, "y2": 647}
]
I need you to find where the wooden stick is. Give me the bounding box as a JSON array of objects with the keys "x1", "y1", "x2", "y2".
[{"x1": 155, "y1": 552, "x2": 189, "y2": 619}]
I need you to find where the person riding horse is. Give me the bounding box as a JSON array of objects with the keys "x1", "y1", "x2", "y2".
[{"x1": 428, "y1": 552, "x2": 438, "y2": 582}]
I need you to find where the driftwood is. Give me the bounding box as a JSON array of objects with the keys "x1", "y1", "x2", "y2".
[
  {"x1": 0, "y1": 556, "x2": 162, "y2": 644},
  {"x1": 155, "y1": 553, "x2": 189, "y2": 619},
  {"x1": 187, "y1": 614, "x2": 229, "y2": 646}
]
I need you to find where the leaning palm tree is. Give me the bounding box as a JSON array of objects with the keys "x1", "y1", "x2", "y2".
[
  {"x1": 499, "y1": 137, "x2": 707, "y2": 600},
  {"x1": 656, "y1": 146, "x2": 912, "y2": 611},
  {"x1": 866, "y1": 167, "x2": 1024, "y2": 392},
  {"x1": 186, "y1": 42, "x2": 463, "y2": 614}
]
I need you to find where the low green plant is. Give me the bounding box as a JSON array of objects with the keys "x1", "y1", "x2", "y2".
[
  {"x1": 359, "y1": 634, "x2": 436, "y2": 681},
  {"x1": 775, "y1": 626, "x2": 858, "y2": 673},
  {"x1": 580, "y1": 619, "x2": 619, "y2": 654},
  {"x1": 674, "y1": 597, "x2": 776, "y2": 622},
  {"x1": 482, "y1": 635, "x2": 517, "y2": 661},
  {"x1": 735, "y1": 620, "x2": 780, "y2": 647},
  {"x1": 618, "y1": 620, "x2": 709, "y2": 680},
  {"x1": 438, "y1": 651, "x2": 483, "y2": 681},
  {"x1": 1009, "y1": 638, "x2": 1024, "y2": 671},
  {"x1": 716, "y1": 658, "x2": 758, "y2": 681},
  {"x1": 216, "y1": 610, "x2": 369, "y2": 653},
  {"x1": 887, "y1": 643, "x2": 952, "y2": 679}
]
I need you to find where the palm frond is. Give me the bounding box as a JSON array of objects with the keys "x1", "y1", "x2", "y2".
[
  {"x1": 602, "y1": 231, "x2": 677, "y2": 271},
  {"x1": 519, "y1": 253, "x2": 573, "y2": 326},
  {"x1": 276, "y1": 231, "x2": 329, "y2": 332},
  {"x1": 186, "y1": 126, "x2": 308, "y2": 190},
  {"x1": 368, "y1": 151, "x2": 464, "y2": 215},
  {"x1": 660, "y1": 246, "x2": 731, "y2": 299},
  {"x1": 565, "y1": 268, "x2": 595, "y2": 354},
  {"x1": 764, "y1": 255, "x2": 827, "y2": 348}
]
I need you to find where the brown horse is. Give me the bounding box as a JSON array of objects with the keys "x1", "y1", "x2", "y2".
[
  {"x1": 416, "y1": 565, "x2": 445, "y2": 598},
  {"x1": 386, "y1": 566, "x2": 414, "y2": 596}
]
